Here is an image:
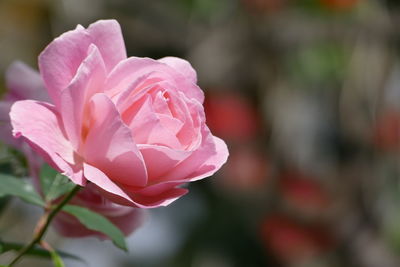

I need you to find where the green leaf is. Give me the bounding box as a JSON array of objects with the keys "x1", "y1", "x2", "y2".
[
  {"x1": 0, "y1": 174, "x2": 44, "y2": 206},
  {"x1": 40, "y1": 164, "x2": 75, "y2": 201},
  {"x1": 62, "y1": 205, "x2": 127, "y2": 251},
  {"x1": 40, "y1": 164, "x2": 57, "y2": 195},
  {"x1": 49, "y1": 250, "x2": 65, "y2": 267}
]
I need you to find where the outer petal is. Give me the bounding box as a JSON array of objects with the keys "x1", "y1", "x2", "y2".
[
  {"x1": 83, "y1": 94, "x2": 147, "y2": 187},
  {"x1": 10, "y1": 100, "x2": 85, "y2": 185},
  {"x1": 39, "y1": 20, "x2": 126, "y2": 107},
  {"x1": 161, "y1": 126, "x2": 229, "y2": 183},
  {"x1": 39, "y1": 25, "x2": 91, "y2": 107},
  {"x1": 158, "y1": 57, "x2": 197, "y2": 84},
  {"x1": 128, "y1": 187, "x2": 188, "y2": 208},
  {"x1": 105, "y1": 57, "x2": 204, "y2": 103},
  {"x1": 125, "y1": 130, "x2": 227, "y2": 201},
  {"x1": 86, "y1": 19, "x2": 127, "y2": 73},
  {"x1": 125, "y1": 130, "x2": 228, "y2": 202},
  {"x1": 83, "y1": 163, "x2": 133, "y2": 204},
  {"x1": 60, "y1": 44, "x2": 107, "y2": 150},
  {"x1": 83, "y1": 163, "x2": 187, "y2": 208},
  {"x1": 5, "y1": 61, "x2": 49, "y2": 102},
  {"x1": 138, "y1": 144, "x2": 191, "y2": 183}
]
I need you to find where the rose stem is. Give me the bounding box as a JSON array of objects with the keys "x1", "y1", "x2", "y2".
[{"x1": 8, "y1": 185, "x2": 82, "y2": 266}]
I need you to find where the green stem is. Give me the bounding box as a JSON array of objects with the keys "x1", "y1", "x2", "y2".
[{"x1": 8, "y1": 185, "x2": 81, "y2": 266}]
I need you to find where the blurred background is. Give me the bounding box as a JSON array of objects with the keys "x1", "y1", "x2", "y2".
[{"x1": 2, "y1": 0, "x2": 400, "y2": 266}]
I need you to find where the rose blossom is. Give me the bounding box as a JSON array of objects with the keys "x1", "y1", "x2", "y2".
[
  {"x1": 10, "y1": 19, "x2": 229, "y2": 208},
  {"x1": 3, "y1": 62, "x2": 145, "y2": 237}
]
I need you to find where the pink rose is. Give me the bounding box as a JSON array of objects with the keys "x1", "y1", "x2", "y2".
[
  {"x1": 3, "y1": 62, "x2": 145, "y2": 237},
  {"x1": 53, "y1": 184, "x2": 145, "y2": 238},
  {"x1": 10, "y1": 20, "x2": 229, "y2": 208}
]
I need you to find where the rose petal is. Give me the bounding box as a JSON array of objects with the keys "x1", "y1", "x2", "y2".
[
  {"x1": 83, "y1": 163, "x2": 187, "y2": 208},
  {"x1": 117, "y1": 80, "x2": 171, "y2": 121},
  {"x1": 138, "y1": 144, "x2": 191, "y2": 182},
  {"x1": 129, "y1": 187, "x2": 188, "y2": 207},
  {"x1": 127, "y1": 95, "x2": 182, "y2": 149},
  {"x1": 131, "y1": 133, "x2": 227, "y2": 197},
  {"x1": 39, "y1": 26, "x2": 91, "y2": 107},
  {"x1": 105, "y1": 57, "x2": 204, "y2": 103},
  {"x1": 60, "y1": 44, "x2": 106, "y2": 150},
  {"x1": 84, "y1": 93, "x2": 147, "y2": 187},
  {"x1": 186, "y1": 135, "x2": 229, "y2": 181},
  {"x1": 10, "y1": 100, "x2": 85, "y2": 185},
  {"x1": 152, "y1": 90, "x2": 172, "y2": 116},
  {"x1": 162, "y1": 125, "x2": 229, "y2": 182},
  {"x1": 83, "y1": 162, "x2": 134, "y2": 204},
  {"x1": 158, "y1": 114, "x2": 184, "y2": 136},
  {"x1": 173, "y1": 92, "x2": 202, "y2": 150},
  {"x1": 86, "y1": 19, "x2": 127, "y2": 73},
  {"x1": 158, "y1": 57, "x2": 197, "y2": 84},
  {"x1": 39, "y1": 20, "x2": 126, "y2": 107}
]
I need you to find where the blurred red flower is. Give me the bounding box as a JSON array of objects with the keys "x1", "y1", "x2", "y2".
[
  {"x1": 204, "y1": 92, "x2": 261, "y2": 143},
  {"x1": 373, "y1": 110, "x2": 400, "y2": 151},
  {"x1": 280, "y1": 171, "x2": 330, "y2": 217},
  {"x1": 261, "y1": 215, "x2": 334, "y2": 264}
]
